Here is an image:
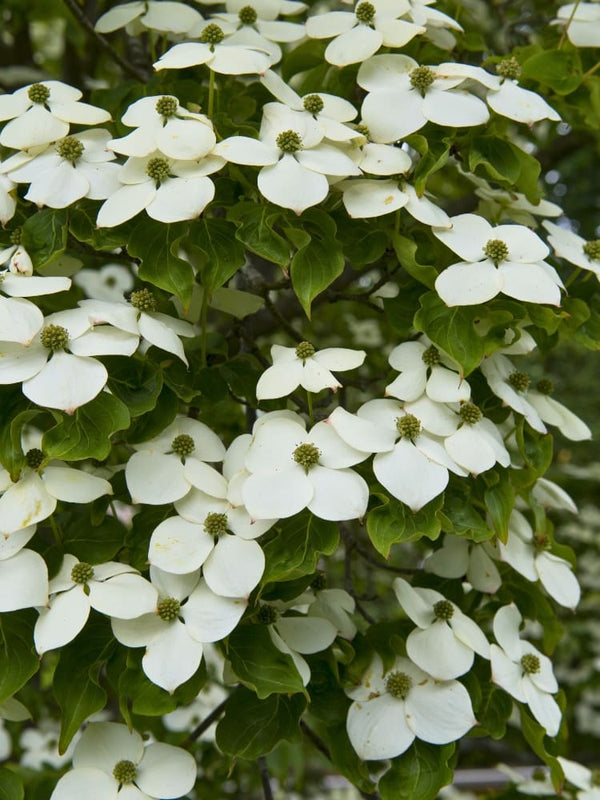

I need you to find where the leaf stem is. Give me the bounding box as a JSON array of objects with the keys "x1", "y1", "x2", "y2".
[
  {"x1": 558, "y1": 0, "x2": 581, "y2": 49},
  {"x1": 208, "y1": 68, "x2": 216, "y2": 119},
  {"x1": 184, "y1": 696, "x2": 229, "y2": 744}
]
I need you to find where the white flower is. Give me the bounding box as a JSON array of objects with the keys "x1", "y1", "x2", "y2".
[
  {"x1": 153, "y1": 21, "x2": 272, "y2": 75},
  {"x1": 95, "y1": 0, "x2": 204, "y2": 35},
  {"x1": 358, "y1": 55, "x2": 493, "y2": 143},
  {"x1": 490, "y1": 604, "x2": 562, "y2": 736},
  {"x1": 108, "y1": 95, "x2": 217, "y2": 161},
  {"x1": 346, "y1": 654, "x2": 476, "y2": 760},
  {"x1": 50, "y1": 721, "x2": 197, "y2": 800},
  {"x1": 496, "y1": 510, "x2": 580, "y2": 610},
  {"x1": 34, "y1": 553, "x2": 159, "y2": 655},
  {"x1": 73, "y1": 263, "x2": 134, "y2": 301},
  {"x1": 424, "y1": 534, "x2": 502, "y2": 593},
  {"x1": 96, "y1": 149, "x2": 223, "y2": 227},
  {"x1": 385, "y1": 338, "x2": 469, "y2": 403},
  {"x1": 394, "y1": 577, "x2": 490, "y2": 680},
  {"x1": 125, "y1": 415, "x2": 225, "y2": 505},
  {"x1": 552, "y1": 3, "x2": 600, "y2": 47},
  {"x1": 215, "y1": 103, "x2": 361, "y2": 214},
  {"x1": 256, "y1": 340, "x2": 366, "y2": 400},
  {"x1": 558, "y1": 757, "x2": 600, "y2": 800},
  {"x1": 340, "y1": 176, "x2": 450, "y2": 225},
  {"x1": 163, "y1": 680, "x2": 228, "y2": 741},
  {"x1": 444, "y1": 401, "x2": 511, "y2": 475},
  {"x1": 305, "y1": 1, "x2": 425, "y2": 67},
  {"x1": 308, "y1": 588, "x2": 357, "y2": 640},
  {"x1": 486, "y1": 59, "x2": 560, "y2": 125},
  {"x1": 112, "y1": 566, "x2": 246, "y2": 691},
  {"x1": 0, "y1": 173, "x2": 16, "y2": 224},
  {"x1": 20, "y1": 719, "x2": 78, "y2": 770},
  {"x1": 471, "y1": 176, "x2": 562, "y2": 227},
  {"x1": 543, "y1": 220, "x2": 600, "y2": 279},
  {"x1": 0, "y1": 81, "x2": 110, "y2": 151},
  {"x1": 4, "y1": 129, "x2": 121, "y2": 208},
  {"x1": 0, "y1": 523, "x2": 48, "y2": 612},
  {"x1": 242, "y1": 415, "x2": 370, "y2": 521},
  {"x1": 433, "y1": 213, "x2": 563, "y2": 306}
]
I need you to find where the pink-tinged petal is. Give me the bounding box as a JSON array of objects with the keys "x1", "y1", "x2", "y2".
[
  {"x1": 373, "y1": 440, "x2": 448, "y2": 511},
  {"x1": 393, "y1": 577, "x2": 435, "y2": 628},
  {"x1": 183, "y1": 580, "x2": 246, "y2": 642},
  {"x1": 347, "y1": 694, "x2": 415, "y2": 760},
  {"x1": 125, "y1": 452, "x2": 188, "y2": 505},
  {"x1": 435, "y1": 260, "x2": 502, "y2": 306},
  {"x1": 535, "y1": 552, "x2": 580, "y2": 609},
  {"x1": 361, "y1": 88, "x2": 426, "y2": 142},
  {"x1": 258, "y1": 155, "x2": 329, "y2": 213},
  {"x1": 310, "y1": 421, "x2": 369, "y2": 467},
  {"x1": 498, "y1": 262, "x2": 562, "y2": 306},
  {"x1": 49, "y1": 767, "x2": 117, "y2": 800},
  {"x1": 308, "y1": 465, "x2": 369, "y2": 521},
  {"x1": 522, "y1": 681, "x2": 561, "y2": 736},
  {"x1": 0, "y1": 341, "x2": 47, "y2": 383},
  {"x1": 423, "y1": 88, "x2": 489, "y2": 128},
  {"x1": 226, "y1": 506, "x2": 275, "y2": 540},
  {"x1": 0, "y1": 472, "x2": 55, "y2": 532},
  {"x1": 137, "y1": 743, "x2": 197, "y2": 799},
  {"x1": 146, "y1": 176, "x2": 214, "y2": 223},
  {"x1": 0, "y1": 549, "x2": 48, "y2": 611},
  {"x1": 204, "y1": 535, "x2": 264, "y2": 598},
  {"x1": 325, "y1": 25, "x2": 382, "y2": 67},
  {"x1": 276, "y1": 615, "x2": 337, "y2": 654},
  {"x1": 327, "y1": 406, "x2": 396, "y2": 453},
  {"x1": 34, "y1": 586, "x2": 90, "y2": 654},
  {"x1": 143, "y1": 620, "x2": 204, "y2": 692},
  {"x1": 298, "y1": 359, "x2": 341, "y2": 393},
  {"x1": 406, "y1": 678, "x2": 476, "y2": 743},
  {"x1": 149, "y1": 516, "x2": 214, "y2": 573},
  {"x1": 23, "y1": 351, "x2": 107, "y2": 412},
  {"x1": 73, "y1": 721, "x2": 144, "y2": 771},
  {"x1": 256, "y1": 360, "x2": 303, "y2": 400},
  {"x1": 407, "y1": 622, "x2": 475, "y2": 679},
  {"x1": 96, "y1": 182, "x2": 156, "y2": 228},
  {"x1": 242, "y1": 468, "x2": 312, "y2": 519},
  {"x1": 492, "y1": 605, "x2": 524, "y2": 662},
  {"x1": 42, "y1": 466, "x2": 112, "y2": 503},
  {"x1": 89, "y1": 573, "x2": 158, "y2": 619}
]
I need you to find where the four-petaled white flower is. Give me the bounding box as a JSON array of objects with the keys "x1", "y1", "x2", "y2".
[
  {"x1": 385, "y1": 338, "x2": 470, "y2": 403},
  {"x1": 424, "y1": 534, "x2": 501, "y2": 594},
  {"x1": 552, "y1": 3, "x2": 600, "y2": 47},
  {"x1": 346, "y1": 653, "x2": 477, "y2": 760},
  {"x1": 543, "y1": 220, "x2": 600, "y2": 279},
  {"x1": 485, "y1": 58, "x2": 561, "y2": 125},
  {"x1": 0, "y1": 523, "x2": 48, "y2": 612},
  {"x1": 490, "y1": 604, "x2": 562, "y2": 736},
  {"x1": 95, "y1": 0, "x2": 204, "y2": 35},
  {"x1": 50, "y1": 721, "x2": 197, "y2": 800}
]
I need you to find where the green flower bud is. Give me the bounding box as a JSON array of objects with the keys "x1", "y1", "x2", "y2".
[
  {"x1": 9, "y1": 228, "x2": 21, "y2": 245},
  {"x1": 459, "y1": 402, "x2": 482, "y2": 425},
  {"x1": 113, "y1": 760, "x2": 137, "y2": 784},
  {"x1": 421, "y1": 345, "x2": 441, "y2": 367},
  {"x1": 25, "y1": 448, "x2": 45, "y2": 470},
  {"x1": 28, "y1": 83, "x2": 50, "y2": 104},
  {"x1": 386, "y1": 671, "x2": 412, "y2": 699},
  {"x1": 238, "y1": 5, "x2": 258, "y2": 25},
  {"x1": 204, "y1": 512, "x2": 228, "y2": 537},
  {"x1": 130, "y1": 287, "x2": 158, "y2": 312},
  {"x1": 484, "y1": 238, "x2": 509, "y2": 265},
  {"x1": 171, "y1": 434, "x2": 195, "y2": 458},
  {"x1": 396, "y1": 414, "x2": 421, "y2": 440},
  {"x1": 583, "y1": 240, "x2": 600, "y2": 261},
  {"x1": 293, "y1": 442, "x2": 320, "y2": 472},
  {"x1": 303, "y1": 94, "x2": 324, "y2": 114},
  {"x1": 496, "y1": 57, "x2": 521, "y2": 80},
  {"x1": 433, "y1": 599, "x2": 454, "y2": 621},
  {"x1": 508, "y1": 370, "x2": 530, "y2": 392},
  {"x1": 146, "y1": 157, "x2": 170, "y2": 184},
  {"x1": 200, "y1": 23, "x2": 225, "y2": 45},
  {"x1": 295, "y1": 340, "x2": 315, "y2": 360},
  {"x1": 57, "y1": 136, "x2": 84, "y2": 163},
  {"x1": 155, "y1": 95, "x2": 178, "y2": 118},
  {"x1": 40, "y1": 325, "x2": 69, "y2": 351},
  {"x1": 71, "y1": 562, "x2": 95, "y2": 584},
  {"x1": 355, "y1": 1, "x2": 376, "y2": 24},
  {"x1": 157, "y1": 596, "x2": 181, "y2": 621},
  {"x1": 521, "y1": 653, "x2": 541, "y2": 674},
  {"x1": 276, "y1": 130, "x2": 303, "y2": 153},
  {"x1": 536, "y1": 379, "x2": 554, "y2": 395},
  {"x1": 257, "y1": 603, "x2": 278, "y2": 625},
  {"x1": 409, "y1": 66, "x2": 435, "y2": 96}
]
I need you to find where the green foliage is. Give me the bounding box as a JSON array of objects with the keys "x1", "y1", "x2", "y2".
[
  {"x1": 226, "y1": 624, "x2": 305, "y2": 698},
  {"x1": 379, "y1": 742, "x2": 455, "y2": 800}
]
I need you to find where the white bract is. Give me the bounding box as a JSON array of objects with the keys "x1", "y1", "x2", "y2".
[
  {"x1": 385, "y1": 338, "x2": 469, "y2": 403},
  {"x1": 34, "y1": 554, "x2": 159, "y2": 654},
  {"x1": 256, "y1": 340, "x2": 366, "y2": 400},
  {"x1": 346, "y1": 654, "x2": 477, "y2": 760},
  {"x1": 50, "y1": 721, "x2": 197, "y2": 800},
  {"x1": 0, "y1": 523, "x2": 48, "y2": 612},
  {"x1": 0, "y1": 173, "x2": 16, "y2": 223},
  {"x1": 558, "y1": 757, "x2": 600, "y2": 800},
  {"x1": 242, "y1": 416, "x2": 370, "y2": 521},
  {"x1": 340, "y1": 176, "x2": 450, "y2": 225},
  {"x1": 444, "y1": 401, "x2": 511, "y2": 475},
  {"x1": 73, "y1": 263, "x2": 134, "y2": 302},
  {"x1": 490, "y1": 604, "x2": 562, "y2": 736},
  {"x1": 424, "y1": 534, "x2": 501, "y2": 593},
  {"x1": 552, "y1": 3, "x2": 600, "y2": 47},
  {"x1": 486, "y1": 59, "x2": 561, "y2": 125},
  {"x1": 95, "y1": 0, "x2": 204, "y2": 34},
  {"x1": 305, "y1": 0, "x2": 425, "y2": 67},
  {"x1": 433, "y1": 213, "x2": 563, "y2": 306},
  {"x1": 393, "y1": 577, "x2": 490, "y2": 680},
  {"x1": 543, "y1": 220, "x2": 600, "y2": 279},
  {"x1": 0, "y1": 81, "x2": 110, "y2": 151}
]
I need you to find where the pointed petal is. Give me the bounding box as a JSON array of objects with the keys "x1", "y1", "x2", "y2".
[
  {"x1": 373, "y1": 440, "x2": 448, "y2": 511},
  {"x1": 308, "y1": 465, "x2": 369, "y2": 521},
  {"x1": 89, "y1": 573, "x2": 158, "y2": 619},
  {"x1": 142, "y1": 620, "x2": 203, "y2": 692},
  {"x1": 23, "y1": 352, "x2": 107, "y2": 412},
  {"x1": 42, "y1": 466, "x2": 112, "y2": 502},
  {"x1": 148, "y1": 515, "x2": 215, "y2": 573},
  {"x1": 347, "y1": 694, "x2": 414, "y2": 760},
  {"x1": 182, "y1": 580, "x2": 246, "y2": 642},
  {"x1": 258, "y1": 155, "x2": 329, "y2": 213},
  {"x1": 0, "y1": 549, "x2": 48, "y2": 611},
  {"x1": 275, "y1": 615, "x2": 337, "y2": 654},
  {"x1": 0, "y1": 472, "x2": 55, "y2": 532},
  {"x1": 125, "y1": 452, "x2": 188, "y2": 505},
  {"x1": 34, "y1": 587, "x2": 90, "y2": 654},
  {"x1": 203, "y1": 535, "x2": 264, "y2": 597},
  {"x1": 137, "y1": 743, "x2": 197, "y2": 799},
  {"x1": 406, "y1": 678, "x2": 476, "y2": 743},
  {"x1": 435, "y1": 260, "x2": 502, "y2": 306}
]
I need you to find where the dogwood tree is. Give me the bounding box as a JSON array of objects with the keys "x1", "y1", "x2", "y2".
[{"x1": 0, "y1": 0, "x2": 598, "y2": 798}]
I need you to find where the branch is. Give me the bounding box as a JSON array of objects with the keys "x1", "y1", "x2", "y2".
[
  {"x1": 183, "y1": 696, "x2": 228, "y2": 744},
  {"x1": 258, "y1": 757, "x2": 274, "y2": 800},
  {"x1": 62, "y1": 0, "x2": 150, "y2": 83}
]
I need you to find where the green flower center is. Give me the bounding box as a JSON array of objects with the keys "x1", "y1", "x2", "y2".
[
  {"x1": 130, "y1": 287, "x2": 157, "y2": 312},
  {"x1": 459, "y1": 402, "x2": 482, "y2": 425},
  {"x1": 396, "y1": 414, "x2": 421, "y2": 440},
  {"x1": 355, "y1": 1, "x2": 376, "y2": 24},
  {"x1": 57, "y1": 136, "x2": 84, "y2": 163},
  {"x1": 421, "y1": 344, "x2": 440, "y2": 367},
  {"x1": 113, "y1": 759, "x2": 138, "y2": 785},
  {"x1": 28, "y1": 82, "x2": 50, "y2": 104},
  {"x1": 355, "y1": 123, "x2": 370, "y2": 137},
  {"x1": 40, "y1": 324, "x2": 69, "y2": 351},
  {"x1": 293, "y1": 442, "x2": 320, "y2": 472},
  {"x1": 583, "y1": 240, "x2": 600, "y2": 261},
  {"x1": 303, "y1": 94, "x2": 324, "y2": 114},
  {"x1": 200, "y1": 22, "x2": 225, "y2": 45},
  {"x1": 295, "y1": 340, "x2": 315, "y2": 360},
  {"x1": 155, "y1": 95, "x2": 178, "y2": 118},
  {"x1": 409, "y1": 66, "x2": 435, "y2": 95},
  {"x1": 71, "y1": 562, "x2": 95, "y2": 584},
  {"x1": 311, "y1": 571, "x2": 327, "y2": 590},
  {"x1": 276, "y1": 130, "x2": 303, "y2": 153},
  {"x1": 496, "y1": 57, "x2": 521, "y2": 80},
  {"x1": 238, "y1": 5, "x2": 258, "y2": 25},
  {"x1": 386, "y1": 671, "x2": 412, "y2": 699},
  {"x1": 484, "y1": 238, "x2": 509, "y2": 265},
  {"x1": 9, "y1": 228, "x2": 21, "y2": 245},
  {"x1": 532, "y1": 768, "x2": 547, "y2": 782},
  {"x1": 521, "y1": 653, "x2": 541, "y2": 674},
  {"x1": 157, "y1": 596, "x2": 181, "y2": 621},
  {"x1": 204, "y1": 512, "x2": 228, "y2": 537},
  {"x1": 433, "y1": 599, "x2": 454, "y2": 620},
  {"x1": 146, "y1": 157, "x2": 170, "y2": 184},
  {"x1": 171, "y1": 433, "x2": 195, "y2": 457},
  {"x1": 536, "y1": 378, "x2": 554, "y2": 395},
  {"x1": 508, "y1": 370, "x2": 530, "y2": 392},
  {"x1": 258, "y1": 604, "x2": 278, "y2": 624},
  {"x1": 534, "y1": 533, "x2": 551, "y2": 551},
  {"x1": 25, "y1": 448, "x2": 44, "y2": 470}
]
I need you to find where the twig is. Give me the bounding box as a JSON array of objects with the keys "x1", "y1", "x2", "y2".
[
  {"x1": 258, "y1": 757, "x2": 274, "y2": 800},
  {"x1": 62, "y1": 0, "x2": 150, "y2": 83},
  {"x1": 183, "y1": 697, "x2": 228, "y2": 744}
]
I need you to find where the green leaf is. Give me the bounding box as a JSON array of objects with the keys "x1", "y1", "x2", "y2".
[
  {"x1": 0, "y1": 389, "x2": 41, "y2": 480},
  {"x1": 227, "y1": 624, "x2": 305, "y2": 698},
  {"x1": 69, "y1": 200, "x2": 133, "y2": 251},
  {"x1": 521, "y1": 49, "x2": 582, "y2": 95},
  {"x1": 43, "y1": 392, "x2": 130, "y2": 461},
  {"x1": 128, "y1": 219, "x2": 194, "y2": 305},
  {"x1": 262, "y1": 513, "x2": 339, "y2": 583},
  {"x1": 367, "y1": 495, "x2": 443, "y2": 558},
  {"x1": 335, "y1": 215, "x2": 388, "y2": 267},
  {"x1": 441, "y1": 492, "x2": 492, "y2": 542},
  {"x1": 475, "y1": 683, "x2": 513, "y2": 739},
  {"x1": 379, "y1": 742, "x2": 455, "y2": 800},
  {"x1": 228, "y1": 202, "x2": 290, "y2": 266},
  {"x1": 216, "y1": 688, "x2": 306, "y2": 758},
  {"x1": 105, "y1": 357, "x2": 163, "y2": 417},
  {"x1": 307, "y1": 720, "x2": 376, "y2": 794},
  {"x1": 62, "y1": 515, "x2": 126, "y2": 563},
  {"x1": 186, "y1": 218, "x2": 246, "y2": 292},
  {"x1": 0, "y1": 612, "x2": 39, "y2": 704},
  {"x1": 519, "y1": 706, "x2": 564, "y2": 790},
  {"x1": 21, "y1": 208, "x2": 68, "y2": 268},
  {"x1": 469, "y1": 136, "x2": 521, "y2": 185},
  {"x1": 412, "y1": 135, "x2": 450, "y2": 195},
  {"x1": 0, "y1": 769, "x2": 24, "y2": 800},
  {"x1": 484, "y1": 471, "x2": 515, "y2": 543},
  {"x1": 392, "y1": 233, "x2": 437, "y2": 289}
]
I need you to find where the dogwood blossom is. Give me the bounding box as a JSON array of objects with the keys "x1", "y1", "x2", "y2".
[
  {"x1": 543, "y1": 220, "x2": 600, "y2": 279},
  {"x1": 73, "y1": 263, "x2": 134, "y2": 302},
  {"x1": 433, "y1": 213, "x2": 563, "y2": 306},
  {"x1": 444, "y1": 401, "x2": 511, "y2": 475},
  {"x1": 95, "y1": 0, "x2": 204, "y2": 35},
  {"x1": 0, "y1": 174, "x2": 16, "y2": 223},
  {"x1": 0, "y1": 528, "x2": 48, "y2": 612},
  {"x1": 424, "y1": 534, "x2": 502, "y2": 593},
  {"x1": 490, "y1": 604, "x2": 562, "y2": 736},
  {"x1": 486, "y1": 58, "x2": 561, "y2": 125},
  {"x1": 385, "y1": 338, "x2": 470, "y2": 403},
  {"x1": 256, "y1": 340, "x2": 366, "y2": 400},
  {"x1": 346, "y1": 654, "x2": 477, "y2": 760},
  {"x1": 50, "y1": 721, "x2": 197, "y2": 800},
  {"x1": 340, "y1": 176, "x2": 450, "y2": 224},
  {"x1": 552, "y1": 3, "x2": 600, "y2": 47}
]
